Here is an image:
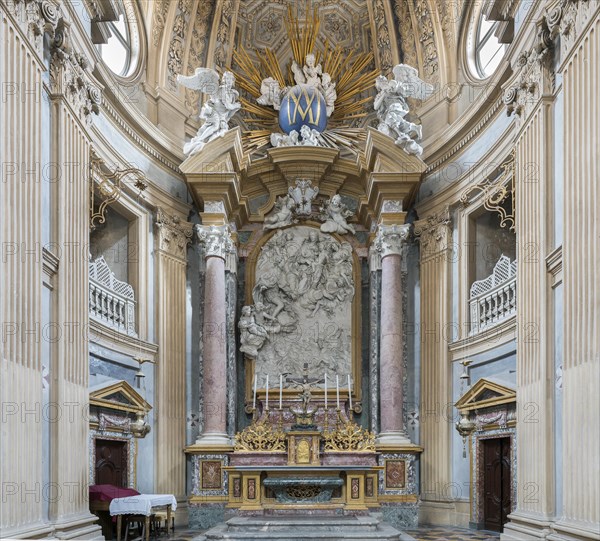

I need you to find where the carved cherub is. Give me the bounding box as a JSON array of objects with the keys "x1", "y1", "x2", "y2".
[
  {"x1": 319, "y1": 194, "x2": 355, "y2": 235},
  {"x1": 264, "y1": 195, "x2": 297, "y2": 230}
]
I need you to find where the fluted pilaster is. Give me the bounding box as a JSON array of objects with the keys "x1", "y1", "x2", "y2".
[
  {"x1": 154, "y1": 209, "x2": 193, "y2": 496},
  {"x1": 414, "y1": 208, "x2": 453, "y2": 505}
]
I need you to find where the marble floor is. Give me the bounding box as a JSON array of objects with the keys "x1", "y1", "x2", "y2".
[
  {"x1": 405, "y1": 527, "x2": 500, "y2": 541},
  {"x1": 138, "y1": 525, "x2": 501, "y2": 541}
]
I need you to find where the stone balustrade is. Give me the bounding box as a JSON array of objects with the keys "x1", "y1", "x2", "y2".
[
  {"x1": 469, "y1": 255, "x2": 517, "y2": 335},
  {"x1": 89, "y1": 256, "x2": 137, "y2": 336}
]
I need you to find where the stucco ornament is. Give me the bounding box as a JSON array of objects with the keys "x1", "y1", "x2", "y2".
[
  {"x1": 374, "y1": 64, "x2": 433, "y2": 155},
  {"x1": 177, "y1": 68, "x2": 241, "y2": 155},
  {"x1": 240, "y1": 227, "x2": 354, "y2": 381},
  {"x1": 319, "y1": 194, "x2": 356, "y2": 235}
]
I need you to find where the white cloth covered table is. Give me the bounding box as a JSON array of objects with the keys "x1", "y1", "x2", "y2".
[{"x1": 109, "y1": 494, "x2": 177, "y2": 516}]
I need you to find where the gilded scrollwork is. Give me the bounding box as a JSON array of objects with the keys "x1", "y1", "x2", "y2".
[
  {"x1": 323, "y1": 420, "x2": 376, "y2": 452},
  {"x1": 233, "y1": 417, "x2": 286, "y2": 452}
]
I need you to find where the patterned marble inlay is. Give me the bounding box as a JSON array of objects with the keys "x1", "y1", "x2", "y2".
[
  {"x1": 378, "y1": 453, "x2": 417, "y2": 496},
  {"x1": 191, "y1": 454, "x2": 229, "y2": 497}
]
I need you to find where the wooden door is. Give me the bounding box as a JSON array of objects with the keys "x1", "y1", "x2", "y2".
[
  {"x1": 483, "y1": 437, "x2": 511, "y2": 531},
  {"x1": 95, "y1": 439, "x2": 128, "y2": 487}
]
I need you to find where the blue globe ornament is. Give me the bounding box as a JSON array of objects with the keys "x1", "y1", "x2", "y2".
[{"x1": 279, "y1": 84, "x2": 327, "y2": 134}]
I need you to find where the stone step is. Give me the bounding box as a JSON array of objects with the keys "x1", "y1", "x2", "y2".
[{"x1": 202, "y1": 515, "x2": 417, "y2": 541}]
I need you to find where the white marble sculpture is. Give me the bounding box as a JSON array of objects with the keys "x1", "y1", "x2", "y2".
[
  {"x1": 238, "y1": 306, "x2": 268, "y2": 358},
  {"x1": 270, "y1": 126, "x2": 326, "y2": 148},
  {"x1": 288, "y1": 179, "x2": 319, "y2": 216},
  {"x1": 374, "y1": 64, "x2": 433, "y2": 156},
  {"x1": 177, "y1": 69, "x2": 241, "y2": 156},
  {"x1": 264, "y1": 195, "x2": 297, "y2": 230},
  {"x1": 319, "y1": 194, "x2": 356, "y2": 235},
  {"x1": 257, "y1": 77, "x2": 283, "y2": 110},
  {"x1": 240, "y1": 226, "x2": 354, "y2": 381}
]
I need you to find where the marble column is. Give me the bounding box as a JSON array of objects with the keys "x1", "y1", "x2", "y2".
[
  {"x1": 375, "y1": 224, "x2": 412, "y2": 445},
  {"x1": 196, "y1": 225, "x2": 236, "y2": 445}
]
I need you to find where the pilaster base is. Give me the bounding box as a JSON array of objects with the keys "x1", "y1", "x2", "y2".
[
  {"x1": 500, "y1": 512, "x2": 554, "y2": 540},
  {"x1": 548, "y1": 519, "x2": 600, "y2": 541},
  {"x1": 419, "y1": 499, "x2": 470, "y2": 527},
  {"x1": 52, "y1": 512, "x2": 104, "y2": 540}
]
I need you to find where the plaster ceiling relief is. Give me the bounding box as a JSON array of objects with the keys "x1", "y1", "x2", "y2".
[{"x1": 236, "y1": 0, "x2": 374, "y2": 68}]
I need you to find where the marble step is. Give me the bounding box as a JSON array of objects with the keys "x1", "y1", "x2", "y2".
[{"x1": 202, "y1": 515, "x2": 416, "y2": 541}]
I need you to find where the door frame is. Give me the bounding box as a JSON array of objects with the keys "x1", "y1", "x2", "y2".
[
  {"x1": 89, "y1": 431, "x2": 136, "y2": 488},
  {"x1": 470, "y1": 428, "x2": 517, "y2": 530}
]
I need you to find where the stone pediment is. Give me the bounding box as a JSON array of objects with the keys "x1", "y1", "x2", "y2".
[
  {"x1": 89, "y1": 380, "x2": 151, "y2": 415},
  {"x1": 455, "y1": 377, "x2": 516, "y2": 412}
]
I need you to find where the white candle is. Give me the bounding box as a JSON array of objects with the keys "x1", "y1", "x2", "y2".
[
  {"x1": 265, "y1": 375, "x2": 269, "y2": 409},
  {"x1": 279, "y1": 374, "x2": 283, "y2": 410},
  {"x1": 336, "y1": 375, "x2": 340, "y2": 409},
  {"x1": 324, "y1": 374, "x2": 328, "y2": 409},
  {"x1": 253, "y1": 373, "x2": 257, "y2": 409},
  {"x1": 347, "y1": 374, "x2": 353, "y2": 411}
]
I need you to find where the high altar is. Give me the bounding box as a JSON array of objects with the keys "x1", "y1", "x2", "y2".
[{"x1": 178, "y1": 5, "x2": 427, "y2": 531}]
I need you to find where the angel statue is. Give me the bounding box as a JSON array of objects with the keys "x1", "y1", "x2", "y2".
[
  {"x1": 177, "y1": 68, "x2": 241, "y2": 156},
  {"x1": 238, "y1": 306, "x2": 268, "y2": 358},
  {"x1": 257, "y1": 77, "x2": 283, "y2": 110},
  {"x1": 264, "y1": 195, "x2": 297, "y2": 230},
  {"x1": 319, "y1": 194, "x2": 355, "y2": 235},
  {"x1": 374, "y1": 64, "x2": 433, "y2": 156}
]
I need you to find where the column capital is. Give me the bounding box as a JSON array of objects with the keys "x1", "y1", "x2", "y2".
[
  {"x1": 196, "y1": 224, "x2": 237, "y2": 266},
  {"x1": 414, "y1": 207, "x2": 452, "y2": 258},
  {"x1": 155, "y1": 208, "x2": 194, "y2": 260},
  {"x1": 373, "y1": 223, "x2": 411, "y2": 258}
]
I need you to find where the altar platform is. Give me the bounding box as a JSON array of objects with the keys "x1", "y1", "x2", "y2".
[{"x1": 199, "y1": 515, "x2": 417, "y2": 541}]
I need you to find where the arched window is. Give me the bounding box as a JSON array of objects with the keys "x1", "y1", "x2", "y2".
[
  {"x1": 474, "y1": 13, "x2": 505, "y2": 78},
  {"x1": 96, "y1": 1, "x2": 140, "y2": 78}
]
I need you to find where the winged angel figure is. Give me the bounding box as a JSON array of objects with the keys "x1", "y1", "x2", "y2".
[
  {"x1": 177, "y1": 68, "x2": 241, "y2": 156},
  {"x1": 374, "y1": 64, "x2": 433, "y2": 156}
]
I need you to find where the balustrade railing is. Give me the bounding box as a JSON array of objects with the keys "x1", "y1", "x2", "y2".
[
  {"x1": 469, "y1": 255, "x2": 517, "y2": 335},
  {"x1": 89, "y1": 256, "x2": 137, "y2": 336}
]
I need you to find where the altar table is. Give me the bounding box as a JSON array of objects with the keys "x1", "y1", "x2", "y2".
[{"x1": 109, "y1": 494, "x2": 177, "y2": 541}]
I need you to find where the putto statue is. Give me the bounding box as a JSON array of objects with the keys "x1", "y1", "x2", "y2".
[
  {"x1": 319, "y1": 194, "x2": 355, "y2": 235},
  {"x1": 177, "y1": 68, "x2": 241, "y2": 156},
  {"x1": 264, "y1": 195, "x2": 297, "y2": 230},
  {"x1": 374, "y1": 64, "x2": 433, "y2": 156}
]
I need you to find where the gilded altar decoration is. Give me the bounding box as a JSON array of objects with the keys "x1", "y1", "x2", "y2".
[
  {"x1": 323, "y1": 420, "x2": 376, "y2": 452},
  {"x1": 234, "y1": 418, "x2": 286, "y2": 452}
]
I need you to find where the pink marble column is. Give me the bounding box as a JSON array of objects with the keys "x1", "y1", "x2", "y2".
[
  {"x1": 196, "y1": 225, "x2": 234, "y2": 445},
  {"x1": 377, "y1": 224, "x2": 411, "y2": 445}
]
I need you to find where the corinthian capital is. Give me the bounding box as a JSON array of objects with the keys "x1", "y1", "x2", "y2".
[
  {"x1": 196, "y1": 224, "x2": 237, "y2": 264},
  {"x1": 414, "y1": 207, "x2": 452, "y2": 256},
  {"x1": 155, "y1": 208, "x2": 194, "y2": 259},
  {"x1": 374, "y1": 224, "x2": 411, "y2": 259}
]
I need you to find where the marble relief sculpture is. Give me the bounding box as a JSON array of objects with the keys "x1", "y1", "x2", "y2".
[
  {"x1": 177, "y1": 69, "x2": 241, "y2": 156},
  {"x1": 374, "y1": 64, "x2": 433, "y2": 156},
  {"x1": 239, "y1": 227, "x2": 354, "y2": 380}
]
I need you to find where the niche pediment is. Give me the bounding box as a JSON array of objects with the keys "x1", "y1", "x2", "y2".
[
  {"x1": 89, "y1": 380, "x2": 151, "y2": 415},
  {"x1": 455, "y1": 377, "x2": 516, "y2": 412}
]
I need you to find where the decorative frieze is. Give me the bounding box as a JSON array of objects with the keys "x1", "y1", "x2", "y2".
[
  {"x1": 413, "y1": 207, "x2": 451, "y2": 256},
  {"x1": 372, "y1": 0, "x2": 394, "y2": 73},
  {"x1": 155, "y1": 208, "x2": 194, "y2": 260}
]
